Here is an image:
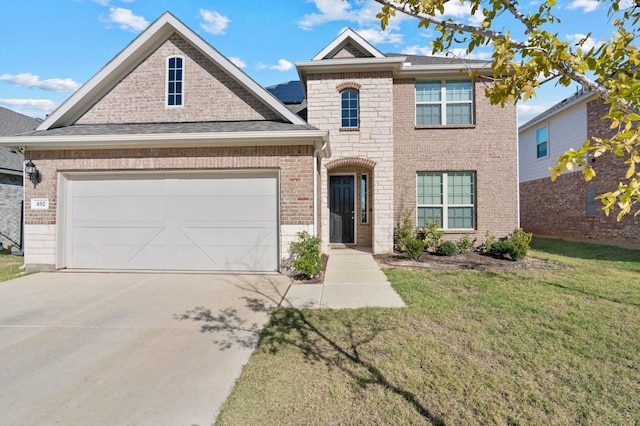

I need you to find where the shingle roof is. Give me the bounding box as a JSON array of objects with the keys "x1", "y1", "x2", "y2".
[
  {"x1": 19, "y1": 120, "x2": 318, "y2": 137},
  {"x1": 0, "y1": 106, "x2": 40, "y2": 136},
  {"x1": 385, "y1": 53, "x2": 490, "y2": 66},
  {"x1": 0, "y1": 107, "x2": 40, "y2": 173}
]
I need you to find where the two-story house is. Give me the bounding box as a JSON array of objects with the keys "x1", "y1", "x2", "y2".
[
  {"x1": 0, "y1": 12, "x2": 518, "y2": 273},
  {"x1": 519, "y1": 90, "x2": 640, "y2": 247}
]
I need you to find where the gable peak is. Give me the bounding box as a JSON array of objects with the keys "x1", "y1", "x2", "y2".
[{"x1": 312, "y1": 28, "x2": 385, "y2": 61}]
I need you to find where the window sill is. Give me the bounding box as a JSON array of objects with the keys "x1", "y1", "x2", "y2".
[
  {"x1": 340, "y1": 127, "x2": 360, "y2": 132},
  {"x1": 415, "y1": 124, "x2": 475, "y2": 130}
]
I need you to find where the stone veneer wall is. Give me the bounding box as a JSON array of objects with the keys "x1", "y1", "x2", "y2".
[
  {"x1": 393, "y1": 79, "x2": 519, "y2": 242},
  {"x1": 23, "y1": 145, "x2": 315, "y2": 269},
  {"x1": 0, "y1": 174, "x2": 23, "y2": 251},
  {"x1": 306, "y1": 71, "x2": 395, "y2": 253},
  {"x1": 78, "y1": 34, "x2": 279, "y2": 124},
  {"x1": 520, "y1": 97, "x2": 640, "y2": 247}
]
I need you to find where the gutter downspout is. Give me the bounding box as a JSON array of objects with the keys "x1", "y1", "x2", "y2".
[{"x1": 313, "y1": 141, "x2": 328, "y2": 237}]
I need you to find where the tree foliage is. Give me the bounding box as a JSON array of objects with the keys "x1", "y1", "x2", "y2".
[{"x1": 374, "y1": 0, "x2": 640, "y2": 219}]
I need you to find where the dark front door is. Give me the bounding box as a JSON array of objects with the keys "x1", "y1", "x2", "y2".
[{"x1": 329, "y1": 175, "x2": 354, "y2": 244}]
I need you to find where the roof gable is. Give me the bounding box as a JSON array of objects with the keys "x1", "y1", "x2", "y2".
[
  {"x1": 312, "y1": 28, "x2": 385, "y2": 61},
  {"x1": 38, "y1": 12, "x2": 305, "y2": 130}
]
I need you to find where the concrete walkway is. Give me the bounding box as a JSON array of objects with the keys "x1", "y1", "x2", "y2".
[{"x1": 282, "y1": 248, "x2": 405, "y2": 309}]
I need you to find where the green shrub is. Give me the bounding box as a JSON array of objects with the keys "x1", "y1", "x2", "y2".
[
  {"x1": 405, "y1": 237, "x2": 427, "y2": 261},
  {"x1": 457, "y1": 233, "x2": 474, "y2": 254},
  {"x1": 420, "y1": 220, "x2": 444, "y2": 252},
  {"x1": 289, "y1": 231, "x2": 322, "y2": 278},
  {"x1": 508, "y1": 228, "x2": 532, "y2": 260},
  {"x1": 436, "y1": 240, "x2": 459, "y2": 256},
  {"x1": 394, "y1": 210, "x2": 415, "y2": 252},
  {"x1": 487, "y1": 228, "x2": 532, "y2": 261},
  {"x1": 482, "y1": 230, "x2": 497, "y2": 253}
]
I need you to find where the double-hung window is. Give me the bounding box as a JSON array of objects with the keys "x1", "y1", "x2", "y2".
[
  {"x1": 417, "y1": 172, "x2": 475, "y2": 229},
  {"x1": 167, "y1": 56, "x2": 184, "y2": 106},
  {"x1": 341, "y1": 90, "x2": 359, "y2": 128},
  {"x1": 536, "y1": 126, "x2": 548, "y2": 158},
  {"x1": 416, "y1": 80, "x2": 473, "y2": 125}
]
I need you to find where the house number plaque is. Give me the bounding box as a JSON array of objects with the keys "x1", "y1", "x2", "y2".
[{"x1": 31, "y1": 198, "x2": 49, "y2": 210}]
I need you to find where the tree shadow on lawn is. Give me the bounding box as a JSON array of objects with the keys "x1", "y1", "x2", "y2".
[{"x1": 177, "y1": 289, "x2": 445, "y2": 425}]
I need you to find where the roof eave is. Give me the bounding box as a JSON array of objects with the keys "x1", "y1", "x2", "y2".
[{"x1": 0, "y1": 130, "x2": 331, "y2": 157}]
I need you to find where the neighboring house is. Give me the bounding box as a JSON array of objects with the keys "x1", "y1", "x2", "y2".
[
  {"x1": 519, "y1": 90, "x2": 640, "y2": 247},
  {"x1": 0, "y1": 12, "x2": 518, "y2": 273},
  {"x1": 0, "y1": 107, "x2": 40, "y2": 251}
]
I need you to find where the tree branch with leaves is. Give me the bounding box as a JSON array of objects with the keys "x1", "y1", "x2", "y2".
[{"x1": 374, "y1": 0, "x2": 640, "y2": 219}]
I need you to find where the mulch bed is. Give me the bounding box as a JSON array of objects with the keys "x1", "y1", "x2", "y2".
[
  {"x1": 289, "y1": 254, "x2": 329, "y2": 284},
  {"x1": 374, "y1": 250, "x2": 572, "y2": 271}
]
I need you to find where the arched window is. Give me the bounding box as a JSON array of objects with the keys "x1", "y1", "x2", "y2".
[
  {"x1": 167, "y1": 56, "x2": 184, "y2": 106},
  {"x1": 341, "y1": 90, "x2": 359, "y2": 128}
]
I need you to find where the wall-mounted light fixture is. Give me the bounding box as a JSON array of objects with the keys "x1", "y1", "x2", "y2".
[{"x1": 24, "y1": 160, "x2": 41, "y2": 188}]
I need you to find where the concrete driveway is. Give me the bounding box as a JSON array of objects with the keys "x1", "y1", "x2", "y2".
[{"x1": 0, "y1": 272, "x2": 290, "y2": 426}]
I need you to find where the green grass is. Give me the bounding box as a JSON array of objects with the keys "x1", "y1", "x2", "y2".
[
  {"x1": 0, "y1": 253, "x2": 25, "y2": 283},
  {"x1": 215, "y1": 238, "x2": 640, "y2": 425}
]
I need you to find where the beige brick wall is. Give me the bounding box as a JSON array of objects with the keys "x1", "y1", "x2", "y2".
[
  {"x1": 24, "y1": 145, "x2": 315, "y2": 268},
  {"x1": 78, "y1": 34, "x2": 279, "y2": 124},
  {"x1": 393, "y1": 78, "x2": 519, "y2": 241},
  {"x1": 520, "y1": 97, "x2": 640, "y2": 247},
  {"x1": 307, "y1": 71, "x2": 395, "y2": 253}
]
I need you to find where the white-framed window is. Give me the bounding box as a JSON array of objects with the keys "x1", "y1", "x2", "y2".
[
  {"x1": 361, "y1": 173, "x2": 368, "y2": 224},
  {"x1": 417, "y1": 172, "x2": 475, "y2": 229},
  {"x1": 536, "y1": 126, "x2": 548, "y2": 158},
  {"x1": 167, "y1": 56, "x2": 184, "y2": 106},
  {"x1": 416, "y1": 80, "x2": 473, "y2": 125},
  {"x1": 341, "y1": 89, "x2": 359, "y2": 128}
]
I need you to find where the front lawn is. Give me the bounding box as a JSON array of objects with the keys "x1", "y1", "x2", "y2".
[
  {"x1": 0, "y1": 253, "x2": 25, "y2": 283},
  {"x1": 215, "y1": 239, "x2": 640, "y2": 425}
]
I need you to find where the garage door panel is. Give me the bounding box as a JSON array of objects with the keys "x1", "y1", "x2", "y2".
[
  {"x1": 66, "y1": 172, "x2": 279, "y2": 272},
  {"x1": 177, "y1": 175, "x2": 277, "y2": 197},
  {"x1": 178, "y1": 196, "x2": 277, "y2": 222},
  {"x1": 73, "y1": 197, "x2": 166, "y2": 222},
  {"x1": 177, "y1": 245, "x2": 278, "y2": 271},
  {"x1": 72, "y1": 178, "x2": 166, "y2": 197}
]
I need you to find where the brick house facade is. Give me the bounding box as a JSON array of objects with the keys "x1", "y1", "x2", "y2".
[
  {"x1": 0, "y1": 14, "x2": 519, "y2": 272},
  {"x1": 519, "y1": 92, "x2": 640, "y2": 247}
]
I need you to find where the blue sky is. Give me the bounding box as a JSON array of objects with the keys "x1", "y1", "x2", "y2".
[{"x1": 0, "y1": 0, "x2": 624, "y2": 125}]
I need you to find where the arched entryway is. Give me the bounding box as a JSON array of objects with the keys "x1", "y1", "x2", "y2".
[{"x1": 325, "y1": 157, "x2": 376, "y2": 249}]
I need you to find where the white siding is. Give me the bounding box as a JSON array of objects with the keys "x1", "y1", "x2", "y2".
[{"x1": 519, "y1": 100, "x2": 588, "y2": 183}]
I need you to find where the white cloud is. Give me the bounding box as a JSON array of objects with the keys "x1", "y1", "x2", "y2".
[
  {"x1": 0, "y1": 98, "x2": 57, "y2": 112},
  {"x1": 566, "y1": 33, "x2": 604, "y2": 51},
  {"x1": 271, "y1": 59, "x2": 294, "y2": 72},
  {"x1": 101, "y1": 7, "x2": 149, "y2": 32},
  {"x1": 92, "y1": 0, "x2": 110, "y2": 5},
  {"x1": 229, "y1": 57, "x2": 247, "y2": 69},
  {"x1": 257, "y1": 59, "x2": 294, "y2": 72},
  {"x1": 352, "y1": 27, "x2": 403, "y2": 45},
  {"x1": 298, "y1": 0, "x2": 357, "y2": 30},
  {"x1": 517, "y1": 103, "x2": 550, "y2": 123},
  {"x1": 440, "y1": 1, "x2": 485, "y2": 26},
  {"x1": 566, "y1": 0, "x2": 600, "y2": 12},
  {"x1": 199, "y1": 9, "x2": 231, "y2": 35},
  {"x1": 0, "y1": 73, "x2": 81, "y2": 92}
]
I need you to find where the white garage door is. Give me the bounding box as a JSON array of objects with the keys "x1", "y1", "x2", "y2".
[{"x1": 64, "y1": 171, "x2": 279, "y2": 272}]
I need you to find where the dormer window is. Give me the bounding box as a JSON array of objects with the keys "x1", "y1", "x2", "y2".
[
  {"x1": 167, "y1": 56, "x2": 183, "y2": 106},
  {"x1": 341, "y1": 89, "x2": 359, "y2": 128}
]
